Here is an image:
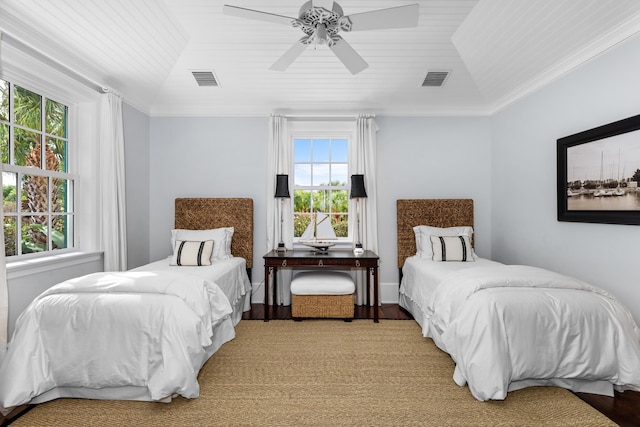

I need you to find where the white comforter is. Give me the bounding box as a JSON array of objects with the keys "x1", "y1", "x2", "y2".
[
  {"x1": 0, "y1": 270, "x2": 234, "y2": 412},
  {"x1": 424, "y1": 264, "x2": 640, "y2": 401}
]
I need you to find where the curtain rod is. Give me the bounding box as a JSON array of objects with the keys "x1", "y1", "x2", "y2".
[
  {"x1": 274, "y1": 113, "x2": 375, "y2": 121},
  {"x1": 1, "y1": 32, "x2": 109, "y2": 95}
]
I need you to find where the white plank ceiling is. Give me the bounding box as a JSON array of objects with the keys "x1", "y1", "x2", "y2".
[{"x1": 1, "y1": 0, "x2": 640, "y2": 116}]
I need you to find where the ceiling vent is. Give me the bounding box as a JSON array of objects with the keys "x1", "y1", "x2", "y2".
[
  {"x1": 192, "y1": 71, "x2": 219, "y2": 87},
  {"x1": 422, "y1": 71, "x2": 449, "y2": 87}
]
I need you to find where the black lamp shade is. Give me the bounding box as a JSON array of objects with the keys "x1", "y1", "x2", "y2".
[
  {"x1": 275, "y1": 174, "x2": 290, "y2": 198},
  {"x1": 350, "y1": 174, "x2": 367, "y2": 198}
]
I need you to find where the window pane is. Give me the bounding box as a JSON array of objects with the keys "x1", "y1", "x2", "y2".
[
  {"x1": 294, "y1": 139, "x2": 311, "y2": 162},
  {"x1": 4, "y1": 216, "x2": 16, "y2": 256},
  {"x1": 331, "y1": 213, "x2": 348, "y2": 238},
  {"x1": 312, "y1": 139, "x2": 330, "y2": 162},
  {"x1": 332, "y1": 163, "x2": 348, "y2": 185},
  {"x1": 294, "y1": 164, "x2": 311, "y2": 186},
  {"x1": 53, "y1": 178, "x2": 72, "y2": 212},
  {"x1": 1, "y1": 123, "x2": 8, "y2": 164},
  {"x1": 15, "y1": 128, "x2": 41, "y2": 167},
  {"x1": 312, "y1": 164, "x2": 330, "y2": 186},
  {"x1": 293, "y1": 213, "x2": 311, "y2": 238},
  {"x1": 21, "y1": 215, "x2": 47, "y2": 253},
  {"x1": 0, "y1": 80, "x2": 8, "y2": 122},
  {"x1": 293, "y1": 189, "x2": 311, "y2": 212},
  {"x1": 332, "y1": 139, "x2": 348, "y2": 162},
  {"x1": 46, "y1": 99, "x2": 67, "y2": 137},
  {"x1": 47, "y1": 137, "x2": 67, "y2": 172},
  {"x1": 52, "y1": 215, "x2": 70, "y2": 250},
  {"x1": 331, "y1": 189, "x2": 348, "y2": 213},
  {"x1": 293, "y1": 132, "x2": 350, "y2": 241},
  {"x1": 2, "y1": 172, "x2": 17, "y2": 213},
  {"x1": 14, "y1": 86, "x2": 41, "y2": 131},
  {"x1": 311, "y1": 189, "x2": 329, "y2": 212},
  {"x1": 22, "y1": 174, "x2": 48, "y2": 212}
]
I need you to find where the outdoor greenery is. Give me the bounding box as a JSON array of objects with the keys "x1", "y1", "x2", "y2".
[
  {"x1": 1, "y1": 79, "x2": 69, "y2": 256},
  {"x1": 293, "y1": 181, "x2": 349, "y2": 238}
]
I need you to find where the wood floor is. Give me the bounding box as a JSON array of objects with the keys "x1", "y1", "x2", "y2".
[{"x1": 2, "y1": 304, "x2": 638, "y2": 426}]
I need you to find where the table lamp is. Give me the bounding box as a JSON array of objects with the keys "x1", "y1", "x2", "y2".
[
  {"x1": 275, "y1": 174, "x2": 290, "y2": 252},
  {"x1": 350, "y1": 174, "x2": 367, "y2": 255}
]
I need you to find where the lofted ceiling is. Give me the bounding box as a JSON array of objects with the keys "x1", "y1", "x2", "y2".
[{"x1": 1, "y1": 0, "x2": 640, "y2": 117}]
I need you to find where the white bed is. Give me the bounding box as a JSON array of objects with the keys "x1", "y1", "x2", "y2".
[
  {"x1": 397, "y1": 199, "x2": 640, "y2": 401},
  {"x1": 132, "y1": 256, "x2": 251, "y2": 326},
  {"x1": 0, "y1": 197, "x2": 254, "y2": 414}
]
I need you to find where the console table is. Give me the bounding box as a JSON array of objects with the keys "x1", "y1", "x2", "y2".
[{"x1": 263, "y1": 249, "x2": 380, "y2": 322}]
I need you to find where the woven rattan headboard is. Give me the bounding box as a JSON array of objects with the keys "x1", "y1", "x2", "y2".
[
  {"x1": 174, "y1": 198, "x2": 253, "y2": 269},
  {"x1": 397, "y1": 199, "x2": 474, "y2": 269}
]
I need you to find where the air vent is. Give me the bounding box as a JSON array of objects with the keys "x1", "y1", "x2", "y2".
[
  {"x1": 192, "y1": 71, "x2": 219, "y2": 87},
  {"x1": 422, "y1": 71, "x2": 449, "y2": 87}
]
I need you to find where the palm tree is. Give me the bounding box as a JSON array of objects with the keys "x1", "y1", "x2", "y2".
[{"x1": 21, "y1": 143, "x2": 61, "y2": 251}]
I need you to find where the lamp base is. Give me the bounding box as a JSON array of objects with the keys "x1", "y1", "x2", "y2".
[
  {"x1": 276, "y1": 242, "x2": 286, "y2": 252},
  {"x1": 353, "y1": 243, "x2": 364, "y2": 255}
]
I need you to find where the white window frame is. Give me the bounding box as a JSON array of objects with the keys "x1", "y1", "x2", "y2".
[
  {"x1": 1, "y1": 79, "x2": 78, "y2": 259},
  {"x1": 289, "y1": 120, "x2": 356, "y2": 245}
]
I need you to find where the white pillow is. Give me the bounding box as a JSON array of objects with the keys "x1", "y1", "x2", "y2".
[
  {"x1": 170, "y1": 240, "x2": 214, "y2": 266},
  {"x1": 413, "y1": 225, "x2": 474, "y2": 259},
  {"x1": 429, "y1": 235, "x2": 474, "y2": 262},
  {"x1": 171, "y1": 227, "x2": 234, "y2": 261}
]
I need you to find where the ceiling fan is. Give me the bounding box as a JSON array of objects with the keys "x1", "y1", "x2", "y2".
[{"x1": 223, "y1": 1, "x2": 419, "y2": 75}]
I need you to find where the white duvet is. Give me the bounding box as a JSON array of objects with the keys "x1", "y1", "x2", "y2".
[
  {"x1": 0, "y1": 270, "x2": 234, "y2": 413},
  {"x1": 424, "y1": 264, "x2": 640, "y2": 401}
]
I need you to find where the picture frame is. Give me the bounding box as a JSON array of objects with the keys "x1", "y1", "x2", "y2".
[{"x1": 557, "y1": 113, "x2": 640, "y2": 225}]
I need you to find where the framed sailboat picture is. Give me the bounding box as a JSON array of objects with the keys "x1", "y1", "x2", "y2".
[{"x1": 557, "y1": 113, "x2": 640, "y2": 225}]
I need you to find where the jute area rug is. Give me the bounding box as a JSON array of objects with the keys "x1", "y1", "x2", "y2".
[{"x1": 14, "y1": 320, "x2": 614, "y2": 426}]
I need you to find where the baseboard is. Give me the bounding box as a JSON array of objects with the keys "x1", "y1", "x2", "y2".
[{"x1": 250, "y1": 281, "x2": 399, "y2": 304}]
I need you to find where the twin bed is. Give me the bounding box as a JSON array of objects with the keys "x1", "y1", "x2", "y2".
[
  {"x1": 2, "y1": 196, "x2": 639, "y2": 411},
  {"x1": 397, "y1": 199, "x2": 640, "y2": 401},
  {"x1": 0, "y1": 198, "x2": 253, "y2": 413}
]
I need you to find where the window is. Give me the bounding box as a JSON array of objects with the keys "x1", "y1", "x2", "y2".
[
  {"x1": 1, "y1": 79, "x2": 75, "y2": 257},
  {"x1": 292, "y1": 133, "x2": 350, "y2": 241}
]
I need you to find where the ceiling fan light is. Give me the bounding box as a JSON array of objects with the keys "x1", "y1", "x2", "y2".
[{"x1": 316, "y1": 23, "x2": 328, "y2": 44}]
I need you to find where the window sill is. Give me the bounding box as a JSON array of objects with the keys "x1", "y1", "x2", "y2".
[{"x1": 6, "y1": 251, "x2": 103, "y2": 280}]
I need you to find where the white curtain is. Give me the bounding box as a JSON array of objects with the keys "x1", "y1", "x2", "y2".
[
  {"x1": 99, "y1": 91, "x2": 127, "y2": 271},
  {"x1": 266, "y1": 114, "x2": 293, "y2": 305},
  {"x1": 0, "y1": 168, "x2": 8, "y2": 357},
  {"x1": 350, "y1": 114, "x2": 379, "y2": 305}
]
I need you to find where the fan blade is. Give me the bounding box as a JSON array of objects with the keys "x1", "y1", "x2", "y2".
[
  {"x1": 346, "y1": 4, "x2": 419, "y2": 31},
  {"x1": 329, "y1": 38, "x2": 368, "y2": 75},
  {"x1": 270, "y1": 42, "x2": 309, "y2": 71},
  {"x1": 223, "y1": 5, "x2": 296, "y2": 26}
]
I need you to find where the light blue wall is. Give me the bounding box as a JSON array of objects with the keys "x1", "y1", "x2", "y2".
[
  {"x1": 147, "y1": 115, "x2": 492, "y2": 289},
  {"x1": 148, "y1": 117, "x2": 269, "y2": 273},
  {"x1": 491, "y1": 34, "x2": 640, "y2": 323},
  {"x1": 376, "y1": 117, "x2": 493, "y2": 280},
  {"x1": 123, "y1": 103, "x2": 151, "y2": 269}
]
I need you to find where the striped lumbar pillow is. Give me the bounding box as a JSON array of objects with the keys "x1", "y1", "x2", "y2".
[
  {"x1": 429, "y1": 235, "x2": 473, "y2": 262},
  {"x1": 171, "y1": 240, "x2": 214, "y2": 266}
]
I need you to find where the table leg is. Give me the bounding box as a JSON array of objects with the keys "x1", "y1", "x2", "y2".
[
  {"x1": 272, "y1": 266, "x2": 278, "y2": 318},
  {"x1": 366, "y1": 269, "x2": 371, "y2": 307},
  {"x1": 373, "y1": 266, "x2": 379, "y2": 323},
  {"x1": 264, "y1": 266, "x2": 270, "y2": 322}
]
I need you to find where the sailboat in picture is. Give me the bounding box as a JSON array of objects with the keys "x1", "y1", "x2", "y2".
[
  {"x1": 300, "y1": 212, "x2": 337, "y2": 252},
  {"x1": 593, "y1": 151, "x2": 613, "y2": 197},
  {"x1": 613, "y1": 148, "x2": 625, "y2": 196}
]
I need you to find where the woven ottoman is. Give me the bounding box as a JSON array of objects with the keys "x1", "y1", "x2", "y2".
[{"x1": 291, "y1": 271, "x2": 355, "y2": 321}]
